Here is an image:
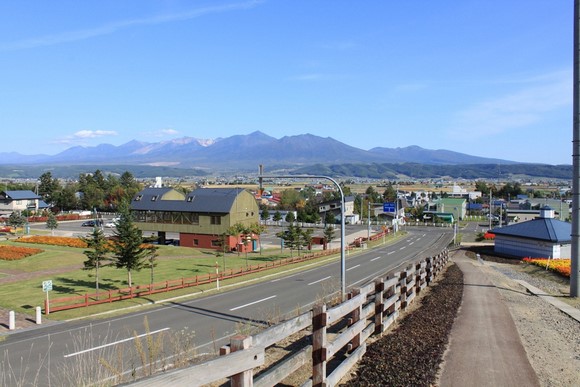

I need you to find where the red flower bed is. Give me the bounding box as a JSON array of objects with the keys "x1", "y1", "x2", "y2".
[
  {"x1": 0, "y1": 245, "x2": 44, "y2": 260},
  {"x1": 483, "y1": 232, "x2": 495, "y2": 240},
  {"x1": 15, "y1": 235, "x2": 87, "y2": 248}
]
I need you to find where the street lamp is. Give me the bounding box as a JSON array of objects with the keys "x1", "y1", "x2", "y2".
[{"x1": 259, "y1": 172, "x2": 347, "y2": 300}]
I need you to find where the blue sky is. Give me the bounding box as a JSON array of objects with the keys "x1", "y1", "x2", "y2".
[{"x1": 0, "y1": 1, "x2": 572, "y2": 164}]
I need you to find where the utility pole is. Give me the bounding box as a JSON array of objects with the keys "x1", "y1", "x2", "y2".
[
  {"x1": 571, "y1": 0, "x2": 580, "y2": 297},
  {"x1": 367, "y1": 200, "x2": 371, "y2": 241}
]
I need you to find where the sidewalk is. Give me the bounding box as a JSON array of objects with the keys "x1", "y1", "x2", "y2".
[{"x1": 439, "y1": 252, "x2": 540, "y2": 387}]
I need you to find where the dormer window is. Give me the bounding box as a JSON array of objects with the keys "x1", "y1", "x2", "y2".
[
  {"x1": 151, "y1": 195, "x2": 157, "y2": 201},
  {"x1": 187, "y1": 196, "x2": 193, "y2": 202},
  {"x1": 135, "y1": 195, "x2": 142, "y2": 201}
]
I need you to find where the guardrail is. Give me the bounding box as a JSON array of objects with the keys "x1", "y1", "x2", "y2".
[{"x1": 131, "y1": 249, "x2": 450, "y2": 386}]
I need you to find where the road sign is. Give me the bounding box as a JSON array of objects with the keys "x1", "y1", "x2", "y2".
[
  {"x1": 42, "y1": 280, "x2": 52, "y2": 292},
  {"x1": 383, "y1": 202, "x2": 396, "y2": 213}
]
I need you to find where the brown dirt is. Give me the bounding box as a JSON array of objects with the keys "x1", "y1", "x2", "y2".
[{"x1": 340, "y1": 263, "x2": 464, "y2": 386}]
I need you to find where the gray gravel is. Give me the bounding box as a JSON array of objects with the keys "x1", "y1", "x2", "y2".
[{"x1": 480, "y1": 260, "x2": 580, "y2": 386}]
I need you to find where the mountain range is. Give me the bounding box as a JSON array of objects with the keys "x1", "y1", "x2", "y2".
[{"x1": 0, "y1": 131, "x2": 516, "y2": 171}]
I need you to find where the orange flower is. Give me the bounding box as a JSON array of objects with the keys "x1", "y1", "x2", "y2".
[
  {"x1": 15, "y1": 235, "x2": 88, "y2": 248},
  {"x1": 0, "y1": 245, "x2": 43, "y2": 260}
]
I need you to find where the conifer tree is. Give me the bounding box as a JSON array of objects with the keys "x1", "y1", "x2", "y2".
[
  {"x1": 110, "y1": 200, "x2": 147, "y2": 288},
  {"x1": 81, "y1": 227, "x2": 110, "y2": 296}
]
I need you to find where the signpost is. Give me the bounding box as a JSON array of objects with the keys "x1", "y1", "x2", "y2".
[
  {"x1": 383, "y1": 202, "x2": 396, "y2": 213},
  {"x1": 42, "y1": 280, "x2": 52, "y2": 315}
]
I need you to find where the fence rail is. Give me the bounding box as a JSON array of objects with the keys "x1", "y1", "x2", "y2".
[
  {"x1": 45, "y1": 248, "x2": 343, "y2": 313},
  {"x1": 132, "y1": 249, "x2": 450, "y2": 387}
]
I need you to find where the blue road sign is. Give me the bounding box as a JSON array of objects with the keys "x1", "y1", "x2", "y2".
[{"x1": 383, "y1": 202, "x2": 396, "y2": 213}]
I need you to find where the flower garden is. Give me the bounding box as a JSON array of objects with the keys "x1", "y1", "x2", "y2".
[
  {"x1": 522, "y1": 257, "x2": 571, "y2": 278},
  {"x1": 0, "y1": 245, "x2": 44, "y2": 261},
  {"x1": 14, "y1": 235, "x2": 88, "y2": 248}
]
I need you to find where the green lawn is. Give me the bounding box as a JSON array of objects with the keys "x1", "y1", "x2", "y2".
[
  {"x1": 0, "y1": 239, "x2": 343, "y2": 320},
  {"x1": 0, "y1": 232, "x2": 407, "y2": 320}
]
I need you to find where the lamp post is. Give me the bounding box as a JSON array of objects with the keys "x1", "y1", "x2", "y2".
[{"x1": 259, "y1": 172, "x2": 347, "y2": 300}]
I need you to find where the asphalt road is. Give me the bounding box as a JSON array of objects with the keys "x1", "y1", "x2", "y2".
[{"x1": 0, "y1": 226, "x2": 452, "y2": 385}]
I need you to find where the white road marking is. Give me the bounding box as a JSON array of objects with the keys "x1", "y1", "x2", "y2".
[
  {"x1": 399, "y1": 246, "x2": 406, "y2": 250},
  {"x1": 346, "y1": 264, "x2": 360, "y2": 271},
  {"x1": 308, "y1": 276, "x2": 332, "y2": 286},
  {"x1": 388, "y1": 251, "x2": 395, "y2": 255},
  {"x1": 271, "y1": 272, "x2": 301, "y2": 282},
  {"x1": 230, "y1": 295, "x2": 277, "y2": 311},
  {"x1": 64, "y1": 327, "x2": 170, "y2": 358},
  {"x1": 370, "y1": 256, "x2": 382, "y2": 262}
]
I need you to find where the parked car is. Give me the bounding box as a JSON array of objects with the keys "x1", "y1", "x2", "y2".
[
  {"x1": 81, "y1": 220, "x2": 95, "y2": 227},
  {"x1": 104, "y1": 221, "x2": 116, "y2": 228}
]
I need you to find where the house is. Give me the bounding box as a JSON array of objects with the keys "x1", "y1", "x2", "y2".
[
  {"x1": 0, "y1": 190, "x2": 49, "y2": 215},
  {"x1": 491, "y1": 206, "x2": 571, "y2": 259},
  {"x1": 318, "y1": 196, "x2": 355, "y2": 222},
  {"x1": 429, "y1": 198, "x2": 466, "y2": 221},
  {"x1": 131, "y1": 187, "x2": 260, "y2": 251}
]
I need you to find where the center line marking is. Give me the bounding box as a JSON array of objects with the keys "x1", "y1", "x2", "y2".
[
  {"x1": 308, "y1": 276, "x2": 332, "y2": 286},
  {"x1": 370, "y1": 256, "x2": 382, "y2": 261},
  {"x1": 347, "y1": 264, "x2": 360, "y2": 271},
  {"x1": 388, "y1": 251, "x2": 394, "y2": 255},
  {"x1": 230, "y1": 295, "x2": 277, "y2": 311},
  {"x1": 64, "y1": 327, "x2": 170, "y2": 358}
]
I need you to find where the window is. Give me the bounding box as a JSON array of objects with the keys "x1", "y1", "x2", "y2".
[
  {"x1": 210, "y1": 216, "x2": 221, "y2": 225},
  {"x1": 187, "y1": 196, "x2": 193, "y2": 202},
  {"x1": 135, "y1": 195, "x2": 142, "y2": 201},
  {"x1": 211, "y1": 239, "x2": 221, "y2": 247},
  {"x1": 151, "y1": 195, "x2": 157, "y2": 201},
  {"x1": 193, "y1": 239, "x2": 199, "y2": 246}
]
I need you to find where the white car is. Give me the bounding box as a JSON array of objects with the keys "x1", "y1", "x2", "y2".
[{"x1": 104, "y1": 221, "x2": 117, "y2": 228}]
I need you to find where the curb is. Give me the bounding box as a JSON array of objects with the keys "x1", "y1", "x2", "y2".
[{"x1": 515, "y1": 280, "x2": 580, "y2": 323}]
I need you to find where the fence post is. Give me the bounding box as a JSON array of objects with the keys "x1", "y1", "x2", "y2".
[
  {"x1": 348, "y1": 288, "x2": 362, "y2": 352},
  {"x1": 312, "y1": 304, "x2": 328, "y2": 387},
  {"x1": 399, "y1": 270, "x2": 408, "y2": 309},
  {"x1": 374, "y1": 277, "x2": 385, "y2": 334},
  {"x1": 230, "y1": 335, "x2": 253, "y2": 387},
  {"x1": 85, "y1": 294, "x2": 89, "y2": 307},
  {"x1": 9, "y1": 311, "x2": 15, "y2": 330},
  {"x1": 35, "y1": 306, "x2": 42, "y2": 324}
]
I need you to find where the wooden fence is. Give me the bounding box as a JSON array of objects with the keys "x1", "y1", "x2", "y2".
[
  {"x1": 132, "y1": 249, "x2": 450, "y2": 387},
  {"x1": 45, "y1": 248, "x2": 344, "y2": 314}
]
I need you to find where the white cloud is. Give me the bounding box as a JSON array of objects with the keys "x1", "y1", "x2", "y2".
[
  {"x1": 143, "y1": 128, "x2": 181, "y2": 138},
  {"x1": 0, "y1": 1, "x2": 263, "y2": 51},
  {"x1": 73, "y1": 130, "x2": 118, "y2": 139},
  {"x1": 448, "y1": 69, "x2": 571, "y2": 138},
  {"x1": 52, "y1": 130, "x2": 118, "y2": 146}
]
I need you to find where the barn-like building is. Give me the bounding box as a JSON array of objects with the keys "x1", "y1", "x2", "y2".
[{"x1": 130, "y1": 187, "x2": 260, "y2": 252}]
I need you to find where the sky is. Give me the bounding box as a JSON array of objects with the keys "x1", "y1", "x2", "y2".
[{"x1": 0, "y1": 1, "x2": 573, "y2": 165}]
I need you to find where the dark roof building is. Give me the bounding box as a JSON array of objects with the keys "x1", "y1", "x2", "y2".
[
  {"x1": 492, "y1": 206, "x2": 571, "y2": 259},
  {"x1": 131, "y1": 187, "x2": 260, "y2": 251}
]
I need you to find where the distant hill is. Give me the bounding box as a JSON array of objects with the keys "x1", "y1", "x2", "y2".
[{"x1": 0, "y1": 131, "x2": 518, "y2": 171}]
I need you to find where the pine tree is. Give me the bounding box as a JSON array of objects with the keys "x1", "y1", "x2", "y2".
[
  {"x1": 81, "y1": 228, "x2": 110, "y2": 296},
  {"x1": 46, "y1": 211, "x2": 58, "y2": 236},
  {"x1": 110, "y1": 200, "x2": 147, "y2": 288}
]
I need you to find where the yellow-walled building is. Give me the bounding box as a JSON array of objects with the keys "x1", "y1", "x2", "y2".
[{"x1": 130, "y1": 187, "x2": 259, "y2": 251}]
